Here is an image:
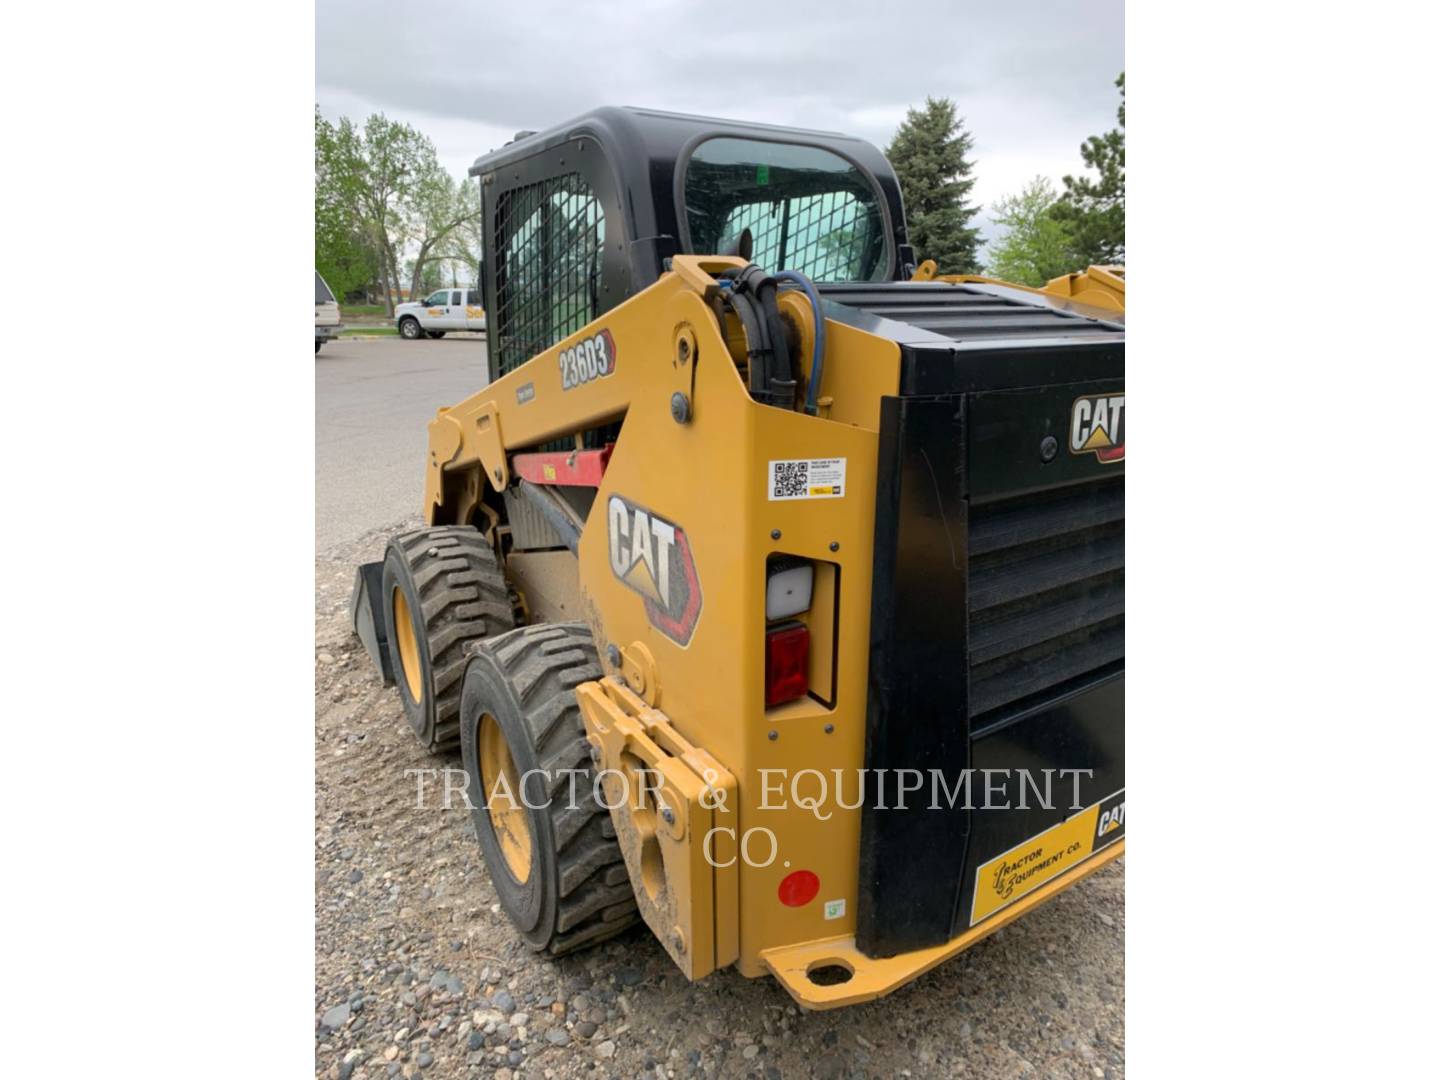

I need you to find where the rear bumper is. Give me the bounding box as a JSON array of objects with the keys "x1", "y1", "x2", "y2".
[
  {"x1": 763, "y1": 839, "x2": 1123, "y2": 1009},
  {"x1": 316, "y1": 323, "x2": 345, "y2": 341}
]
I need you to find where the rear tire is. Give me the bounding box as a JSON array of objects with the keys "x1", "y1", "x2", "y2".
[
  {"x1": 381, "y1": 526, "x2": 514, "y2": 753},
  {"x1": 461, "y1": 624, "x2": 640, "y2": 955},
  {"x1": 399, "y1": 317, "x2": 422, "y2": 340},
  {"x1": 315, "y1": 340, "x2": 322, "y2": 353}
]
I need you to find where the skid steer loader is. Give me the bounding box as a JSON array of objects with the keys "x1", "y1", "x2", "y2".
[{"x1": 351, "y1": 107, "x2": 1124, "y2": 1009}]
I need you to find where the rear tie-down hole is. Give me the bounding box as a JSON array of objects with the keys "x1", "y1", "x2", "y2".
[{"x1": 806, "y1": 960, "x2": 854, "y2": 987}]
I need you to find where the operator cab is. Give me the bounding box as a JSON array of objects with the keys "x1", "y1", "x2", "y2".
[{"x1": 469, "y1": 106, "x2": 914, "y2": 382}]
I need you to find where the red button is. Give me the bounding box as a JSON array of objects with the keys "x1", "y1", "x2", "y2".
[{"x1": 778, "y1": 870, "x2": 820, "y2": 907}]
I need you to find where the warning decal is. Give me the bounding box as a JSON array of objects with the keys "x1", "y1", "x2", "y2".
[
  {"x1": 970, "y1": 789, "x2": 1125, "y2": 925},
  {"x1": 768, "y1": 458, "x2": 847, "y2": 501}
]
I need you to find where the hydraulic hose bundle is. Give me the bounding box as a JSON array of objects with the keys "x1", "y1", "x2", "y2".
[{"x1": 713, "y1": 265, "x2": 826, "y2": 414}]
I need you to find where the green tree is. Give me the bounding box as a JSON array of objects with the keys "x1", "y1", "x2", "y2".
[
  {"x1": 314, "y1": 109, "x2": 378, "y2": 301},
  {"x1": 313, "y1": 111, "x2": 429, "y2": 315},
  {"x1": 406, "y1": 172, "x2": 483, "y2": 302},
  {"x1": 886, "y1": 97, "x2": 982, "y2": 274},
  {"x1": 1053, "y1": 72, "x2": 1125, "y2": 267},
  {"x1": 984, "y1": 177, "x2": 1076, "y2": 287}
]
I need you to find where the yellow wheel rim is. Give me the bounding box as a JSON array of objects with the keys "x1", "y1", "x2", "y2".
[
  {"x1": 479, "y1": 714, "x2": 533, "y2": 883},
  {"x1": 393, "y1": 587, "x2": 423, "y2": 702}
]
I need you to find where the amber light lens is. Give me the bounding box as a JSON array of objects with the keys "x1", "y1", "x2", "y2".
[{"x1": 765, "y1": 621, "x2": 809, "y2": 707}]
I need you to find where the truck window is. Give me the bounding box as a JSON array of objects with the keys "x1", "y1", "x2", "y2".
[
  {"x1": 492, "y1": 172, "x2": 606, "y2": 377},
  {"x1": 451, "y1": 291, "x2": 463, "y2": 306},
  {"x1": 683, "y1": 138, "x2": 887, "y2": 282},
  {"x1": 423, "y1": 290, "x2": 449, "y2": 306},
  {"x1": 315, "y1": 271, "x2": 335, "y2": 304},
  {"x1": 466, "y1": 290, "x2": 482, "y2": 305}
]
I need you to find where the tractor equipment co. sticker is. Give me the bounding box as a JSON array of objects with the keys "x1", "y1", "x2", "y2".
[
  {"x1": 1070, "y1": 393, "x2": 1125, "y2": 463},
  {"x1": 768, "y1": 457, "x2": 847, "y2": 501},
  {"x1": 559, "y1": 328, "x2": 616, "y2": 390},
  {"x1": 970, "y1": 789, "x2": 1125, "y2": 925},
  {"x1": 607, "y1": 495, "x2": 703, "y2": 646}
]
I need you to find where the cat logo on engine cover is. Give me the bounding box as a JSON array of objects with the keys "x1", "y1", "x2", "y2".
[
  {"x1": 607, "y1": 495, "x2": 703, "y2": 646},
  {"x1": 1070, "y1": 392, "x2": 1125, "y2": 463}
]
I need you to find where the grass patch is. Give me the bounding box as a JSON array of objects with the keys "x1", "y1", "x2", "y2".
[
  {"x1": 341, "y1": 326, "x2": 398, "y2": 337},
  {"x1": 342, "y1": 304, "x2": 389, "y2": 316}
]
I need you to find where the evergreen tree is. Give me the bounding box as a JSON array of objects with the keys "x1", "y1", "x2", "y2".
[
  {"x1": 886, "y1": 97, "x2": 982, "y2": 273},
  {"x1": 1053, "y1": 73, "x2": 1125, "y2": 266}
]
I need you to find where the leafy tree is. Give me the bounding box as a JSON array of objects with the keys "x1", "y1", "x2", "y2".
[
  {"x1": 406, "y1": 172, "x2": 483, "y2": 302},
  {"x1": 886, "y1": 97, "x2": 982, "y2": 273},
  {"x1": 984, "y1": 177, "x2": 1076, "y2": 287},
  {"x1": 314, "y1": 109, "x2": 379, "y2": 301},
  {"x1": 1052, "y1": 72, "x2": 1125, "y2": 267},
  {"x1": 314, "y1": 108, "x2": 485, "y2": 311}
]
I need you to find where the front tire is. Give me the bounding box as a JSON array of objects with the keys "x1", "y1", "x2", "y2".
[
  {"x1": 398, "y1": 317, "x2": 422, "y2": 340},
  {"x1": 381, "y1": 526, "x2": 514, "y2": 753},
  {"x1": 461, "y1": 624, "x2": 640, "y2": 955}
]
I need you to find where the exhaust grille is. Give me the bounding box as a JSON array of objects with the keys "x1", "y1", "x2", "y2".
[{"x1": 967, "y1": 477, "x2": 1125, "y2": 720}]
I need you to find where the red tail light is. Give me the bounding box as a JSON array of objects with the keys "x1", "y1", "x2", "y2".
[{"x1": 765, "y1": 621, "x2": 809, "y2": 707}]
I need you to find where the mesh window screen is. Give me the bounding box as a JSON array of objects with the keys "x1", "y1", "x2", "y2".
[
  {"x1": 721, "y1": 192, "x2": 872, "y2": 281},
  {"x1": 685, "y1": 138, "x2": 886, "y2": 281},
  {"x1": 493, "y1": 173, "x2": 606, "y2": 376}
]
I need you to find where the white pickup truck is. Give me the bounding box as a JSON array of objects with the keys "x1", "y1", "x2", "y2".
[
  {"x1": 315, "y1": 271, "x2": 343, "y2": 353},
  {"x1": 395, "y1": 288, "x2": 486, "y2": 340}
]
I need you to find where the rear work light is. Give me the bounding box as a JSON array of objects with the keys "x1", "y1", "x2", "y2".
[
  {"x1": 765, "y1": 556, "x2": 814, "y2": 620},
  {"x1": 765, "y1": 621, "x2": 810, "y2": 708}
]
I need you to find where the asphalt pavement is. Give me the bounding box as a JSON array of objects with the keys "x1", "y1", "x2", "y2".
[{"x1": 315, "y1": 335, "x2": 490, "y2": 551}]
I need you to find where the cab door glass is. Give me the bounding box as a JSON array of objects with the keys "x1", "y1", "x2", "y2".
[{"x1": 683, "y1": 138, "x2": 888, "y2": 281}]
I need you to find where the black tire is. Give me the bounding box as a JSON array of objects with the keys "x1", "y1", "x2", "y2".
[
  {"x1": 315, "y1": 340, "x2": 322, "y2": 353},
  {"x1": 425, "y1": 330, "x2": 446, "y2": 339},
  {"x1": 399, "y1": 316, "x2": 422, "y2": 340},
  {"x1": 381, "y1": 526, "x2": 514, "y2": 753},
  {"x1": 461, "y1": 624, "x2": 640, "y2": 955}
]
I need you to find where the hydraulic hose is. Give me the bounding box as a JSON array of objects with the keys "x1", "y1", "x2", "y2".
[
  {"x1": 718, "y1": 266, "x2": 796, "y2": 408},
  {"x1": 774, "y1": 270, "x2": 825, "y2": 415}
]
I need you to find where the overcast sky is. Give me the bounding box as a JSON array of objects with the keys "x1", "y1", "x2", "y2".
[{"x1": 317, "y1": 0, "x2": 1123, "y2": 250}]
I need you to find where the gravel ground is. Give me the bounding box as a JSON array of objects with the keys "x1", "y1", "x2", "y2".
[{"x1": 315, "y1": 519, "x2": 1125, "y2": 1080}]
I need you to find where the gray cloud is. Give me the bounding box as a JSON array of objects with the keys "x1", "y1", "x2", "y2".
[{"x1": 317, "y1": 0, "x2": 1123, "y2": 245}]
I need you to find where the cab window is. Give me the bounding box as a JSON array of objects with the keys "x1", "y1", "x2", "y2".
[
  {"x1": 492, "y1": 172, "x2": 606, "y2": 377},
  {"x1": 450, "y1": 290, "x2": 463, "y2": 306},
  {"x1": 683, "y1": 138, "x2": 888, "y2": 281},
  {"x1": 423, "y1": 290, "x2": 449, "y2": 306}
]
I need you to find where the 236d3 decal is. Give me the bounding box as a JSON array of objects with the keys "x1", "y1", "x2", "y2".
[{"x1": 559, "y1": 329, "x2": 616, "y2": 390}]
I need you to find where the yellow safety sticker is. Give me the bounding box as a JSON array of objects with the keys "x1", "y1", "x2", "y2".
[{"x1": 971, "y1": 789, "x2": 1125, "y2": 924}]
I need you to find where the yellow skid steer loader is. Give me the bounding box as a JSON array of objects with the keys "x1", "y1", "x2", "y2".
[{"x1": 352, "y1": 107, "x2": 1124, "y2": 1009}]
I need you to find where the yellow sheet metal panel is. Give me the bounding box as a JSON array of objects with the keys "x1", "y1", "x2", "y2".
[{"x1": 761, "y1": 842, "x2": 1125, "y2": 1009}]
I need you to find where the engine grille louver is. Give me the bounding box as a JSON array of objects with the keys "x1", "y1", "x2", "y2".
[{"x1": 967, "y1": 477, "x2": 1125, "y2": 720}]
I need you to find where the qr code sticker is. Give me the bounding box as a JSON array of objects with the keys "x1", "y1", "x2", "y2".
[
  {"x1": 769, "y1": 458, "x2": 846, "y2": 501},
  {"x1": 772, "y1": 461, "x2": 809, "y2": 498}
]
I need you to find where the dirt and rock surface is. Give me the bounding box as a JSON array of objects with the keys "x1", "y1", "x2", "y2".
[{"x1": 315, "y1": 518, "x2": 1125, "y2": 1080}]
